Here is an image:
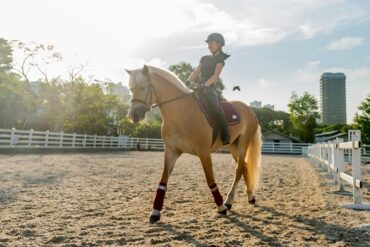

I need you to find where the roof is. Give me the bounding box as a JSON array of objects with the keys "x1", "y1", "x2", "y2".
[
  {"x1": 263, "y1": 130, "x2": 304, "y2": 143},
  {"x1": 315, "y1": 132, "x2": 346, "y2": 142},
  {"x1": 315, "y1": 130, "x2": 339, "y2": 137}
]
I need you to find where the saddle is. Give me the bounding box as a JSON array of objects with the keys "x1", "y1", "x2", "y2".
[
  {"x1": 197, "y1": 100, "x2": 240, "y2": 127},
  {"x1": 193, "y1": 91, "x2": 240, "y2": 145}
]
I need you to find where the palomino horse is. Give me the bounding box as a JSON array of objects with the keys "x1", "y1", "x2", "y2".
[{"x1": 126, "y1": 65, "x2": 261, "y2": 224}]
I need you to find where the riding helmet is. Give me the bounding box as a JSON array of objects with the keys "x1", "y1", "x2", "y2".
[{"x1": 205, "y1": 33, "x2": 225, "y2": 46}]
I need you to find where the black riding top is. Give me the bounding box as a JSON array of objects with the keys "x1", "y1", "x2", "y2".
[{"x1": 198, "y1": 52, "x2": 229, "y2": 85}]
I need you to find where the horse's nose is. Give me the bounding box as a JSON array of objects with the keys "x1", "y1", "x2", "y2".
[{"x1": 129, "y1": 112, "x2": 139, "y2": 122}]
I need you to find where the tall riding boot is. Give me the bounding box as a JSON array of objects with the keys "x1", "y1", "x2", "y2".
[
  {"x1": 220, "y1": 124, "x2": 230, "y2": 145},
  {"x1": 215, "y1": 107, "x2": 230, "y2": 145}
]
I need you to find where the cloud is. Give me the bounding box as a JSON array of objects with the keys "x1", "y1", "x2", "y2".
[
  {"x1": 327, "y1": 37, "x2": 363, "y2": 50},
  {"x1": 257, "y1": 78, "x2": 269, "y2": 88},
  {"x1": 296, "y1": 61, "x2": 321, "y2": 84}
]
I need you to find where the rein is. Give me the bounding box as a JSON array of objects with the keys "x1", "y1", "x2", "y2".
[{"x1": 131, "y1": 75, "x2": 193, "y2": 109}]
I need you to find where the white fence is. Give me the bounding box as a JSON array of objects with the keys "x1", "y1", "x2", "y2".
[
  {"x1": 0, "y1": 128, "x2": 164, "y2": 150},
  {"x1": 307, "y1": 130, "x2": 370, "y2": 210},
  {"x1": 262, "y1": 142, "x2": 309, "y2": 154},
  {"x1": 0, "y1": 128, "x2": 312, "y2": 154}
]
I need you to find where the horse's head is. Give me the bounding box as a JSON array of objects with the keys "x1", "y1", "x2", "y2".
[{"x1": 126, "y1": 65, "x2": 155, "y2": 122}]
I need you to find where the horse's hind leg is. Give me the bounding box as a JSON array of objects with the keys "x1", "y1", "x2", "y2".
[
  {"x1": 149, "y1": 148, "x2": 180, "y2": 224},
  {"x1": 224, "y1": 142, "x2": 247, "y2": 210},
  {"x1": 199, "y1": 153, "x2": 228, "y2": 215}
]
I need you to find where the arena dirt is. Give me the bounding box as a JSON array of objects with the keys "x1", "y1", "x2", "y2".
[{"x1": 0, "y1": 152, "x2": 369, "y2": 246}]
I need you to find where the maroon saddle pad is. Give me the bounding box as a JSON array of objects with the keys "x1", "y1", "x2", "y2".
[{"x1": 198, "y1": 100, "x2": 240, "y2": 127}]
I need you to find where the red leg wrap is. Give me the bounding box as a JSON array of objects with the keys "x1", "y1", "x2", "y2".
[
  {"x1": 153, "y1": 182, "x2": 167, "y2": 211},
  {"x1": 209, "y1": 184, "x2": 223, "y2": 206}
]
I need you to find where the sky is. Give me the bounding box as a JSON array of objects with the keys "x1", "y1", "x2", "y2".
[{"x1": 1, "y1": 0, "x2": 370, "y2": 123}]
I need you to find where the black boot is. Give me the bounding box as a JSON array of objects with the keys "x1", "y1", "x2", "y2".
[{"x1": 220, "y1": 124, "x2": 230, "y2": 145}]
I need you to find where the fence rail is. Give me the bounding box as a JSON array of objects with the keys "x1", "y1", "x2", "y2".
[
  {"x1": 0, "y1": 128, "x2": 164, "y2": 150},
  {"x1": 307, "y1": 130, "x2": 370, "y2": 210},
  {"x1": 0, "y1": 128, "x2": 313, "y2": 154}
]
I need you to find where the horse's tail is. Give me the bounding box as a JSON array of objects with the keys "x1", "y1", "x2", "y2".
[{"x1": 244, "y1": 124, "x2": 262, "y2": 192}]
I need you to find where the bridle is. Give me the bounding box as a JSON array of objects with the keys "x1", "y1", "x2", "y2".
[{"x1": 130, "y1": 74, "x2": 193, "y2": 110}]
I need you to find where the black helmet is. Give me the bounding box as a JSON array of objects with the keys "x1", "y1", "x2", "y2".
[{"x1": 205, "y1": 33, "x2": 225, "y2": 46}]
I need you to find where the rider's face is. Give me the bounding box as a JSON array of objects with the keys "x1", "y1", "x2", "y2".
[{"x1": 208, "y1": 41, "x2": 220, "y2": 54}]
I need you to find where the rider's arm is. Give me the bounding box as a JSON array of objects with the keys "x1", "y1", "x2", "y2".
[
  {"x1": 205, "y1": 63, "x2": 223, "y2": 86},
  {"x1": 187, "y1": 64, "x2": 201, "y2": 83}
]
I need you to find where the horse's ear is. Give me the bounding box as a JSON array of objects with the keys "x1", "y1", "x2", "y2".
[
  {"x1": 124, "y1": 69, "x2": 132, "y2": 75},
  {"x1": 142, "y1": 65, "x2": 150, "y2": 78}
]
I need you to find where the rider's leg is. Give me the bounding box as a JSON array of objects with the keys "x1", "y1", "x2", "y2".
[{"x1": 205, "y1": 87, "x2": 230, "y2": 145}]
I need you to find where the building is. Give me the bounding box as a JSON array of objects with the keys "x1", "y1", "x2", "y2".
[
  {"x1": 263, "y1": 130, "x2": 303, "y2": 144},
  {"x1": 314, "y1": 130, "x2": 347, "y2": 143},
  {"x1": 109, "y1": 83, "x2": 131, "y2": 103},
  {"x1": 320, "y1": 72, "x2": 347, "y2": 124},
  {"x1": 250, "y1": 100, "x2": 262, "y2": 108}
]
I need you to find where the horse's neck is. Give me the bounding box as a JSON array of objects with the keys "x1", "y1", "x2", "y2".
[{"x1": 152, "y1": 75, "x2": 195, "y2": 122}]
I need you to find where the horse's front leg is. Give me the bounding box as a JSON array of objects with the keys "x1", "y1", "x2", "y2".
[
  {"x1": 199, "y1": 153, "x2": 228, "y2": 215},
  {"x1": 149, "y1": 149, "x2": 180, "y2": 224}
]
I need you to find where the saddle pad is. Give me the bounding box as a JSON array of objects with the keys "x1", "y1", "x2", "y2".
[
  {"x1": 198, "y1": 100, "x2": 240, "y2": 127},
  {"x1": 220, "y1": 101, "x2": 240, "y2": 125}
]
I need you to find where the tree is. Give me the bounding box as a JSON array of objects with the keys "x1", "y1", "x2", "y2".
[
  {"x1": 353, "y1": 93, "x2": 370, "y2": 144},
  {"x1": 11, "y1": 40, "x2": 62, "y2": 85},
  {"x1": 252, "y1": 107, "x2": 293, "y2": 135},
  {"x1": 0, "y1": 38, "x2": 30, "y2": 129},
  {"x1": 288, "y1": 91, "x2": 319, "y2": 143},
  {"x1": 0, "y1": 38, "x2": 13, "y2": 73},
  {"x1": 168, "y1": 61, "x2": 225, "y2": 93}
]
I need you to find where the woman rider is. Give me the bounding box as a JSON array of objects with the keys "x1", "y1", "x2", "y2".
[{"x1": 187, "y1": 33, "x2": 230, "y2": 145}]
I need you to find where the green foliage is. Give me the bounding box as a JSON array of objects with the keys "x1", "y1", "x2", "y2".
[
  {"x1": 314, "y1": 123, "x2": 354, "y2": 135},
  {"x1": 288, "y1": 91, "x2": 319, "y2": 143},
  {"x1": 353, "y1": 93, "x2": 370, "y2": 144},
  {"x1": 0, "y1": 38, "x2": 13, "y2": 73},
  {"x1": 168, "y1": 62, "x2": 193, "y2": 83},
  {"x1": 131, "y1": 118, "x2": 162, "y2": 138},
  {"x1": 252, "y1": 107, "x2": 293, "y2": 135},
  {"x1": 0, "y1": 73, "x2": 30, "y2": 128}
]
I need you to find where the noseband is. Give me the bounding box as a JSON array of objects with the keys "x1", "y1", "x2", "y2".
[{"x1": 130, "y1": 74, "x2": 192, "y2": 109}]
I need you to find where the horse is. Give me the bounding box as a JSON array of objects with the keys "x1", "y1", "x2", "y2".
[{"x1": 126, "y1": 65, "x2": 261, "y2": 224}]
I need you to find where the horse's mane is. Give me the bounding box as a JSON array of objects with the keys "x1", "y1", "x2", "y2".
[{"x1": 148, "y1": 65, "x2": 192, "y2": 93}]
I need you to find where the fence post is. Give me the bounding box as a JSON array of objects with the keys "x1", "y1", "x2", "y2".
[
  {"x1": 110, "y1": 136, "x2": 113, "y2": 147},
  {"x1": 272, "y1": 142, "x2": 275, "y2": 153},
  {"x1": 336, "y1": 138, "x2": 344, "y2": 191},
  {"x1": 10, "y1": 128, "x2": 15, "y2": 147},
  {"x1": 332, "y1": 139, "x2": 338, "y2": 182},
  {"x1": 45, "y1": 130, "x2": 49, "y2": 147},
  {"x1": 28, "y1": 129, "x2": 34, "y2": 147},
  {"x1": 83, "y1": 134, "x2": 87, "y2": 147},
  {"x1": 351, "y1": 132, "x2": 362, "y2": 205},
  {"x1": 290, "y1": 142, "x2": 293, "y2": 153},
  {"x1": 72, "y1": 133, "x2": 76, "y2": 147},
  {"x1": 146, "y1": 138, "x2": 149, "y2": 150},
  {"x1": 326, "y1": 142, "x2": 332, "y2": 174},
  {"x1": 59, "y1": 131, "x2": 64, "y2": 147},
  {"x1": 93, "y1": 134, "x2": 97, "y2": 148}
]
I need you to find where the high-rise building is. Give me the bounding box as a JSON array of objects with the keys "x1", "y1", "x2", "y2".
[{"x1": 320, "y1": 72, "x2": 347, "y2": 124}]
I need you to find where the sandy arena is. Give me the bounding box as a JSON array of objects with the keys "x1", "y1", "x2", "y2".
[{"x1": 0, "y1": 152, "x2": 369, "y2": 246}]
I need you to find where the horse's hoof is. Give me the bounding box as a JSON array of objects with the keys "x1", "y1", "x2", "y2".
[
  {"x1": 248, "y1": 197, "x2": 256, "y2": 205},
  {"x1": 224, "y1": 203, "x2": 232, "y2": 210},
  {"x1": 149, "y1": 214, "x2": 161, "y2": 224},
  {"x1": 218, "y1": 208, "x2": 227, "y2": 215}
]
